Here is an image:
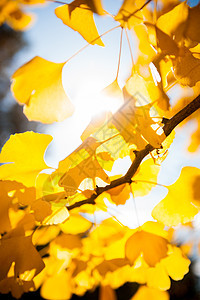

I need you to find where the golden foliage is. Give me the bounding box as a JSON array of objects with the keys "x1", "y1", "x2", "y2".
[
  {"x1": 0, "y1": 0, "x2": 200, "y2": 299},
  {"x1": 0, "y1": 132, "x2": 52, "y2": 187},
  {"x1": 55, "y1": 0, "x2": 104, "y2": 45},
  {"x1": 11, "y1": 57, "x2": 74, "y2": 123}
]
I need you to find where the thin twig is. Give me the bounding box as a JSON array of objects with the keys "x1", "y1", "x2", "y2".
[
  {"x1": 67, "y1": 94, "x2": 200, "y2": 210},
  {"x1": 125, "y1": 0, "x2": 153, "y2": 19},
  {"x1": 116, "y1": 28, "x2": 123, "y2": 80}
]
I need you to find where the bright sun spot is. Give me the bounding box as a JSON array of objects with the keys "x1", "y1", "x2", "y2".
[{"x1": 73, "y1": 79, "x2": 124, "y2": 121}]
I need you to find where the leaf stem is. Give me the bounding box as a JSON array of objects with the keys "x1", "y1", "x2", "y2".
[
  {"x1": 125, "y1": 28, "x2": 135, "y2": 71},
  {"x1": 116, "y1": 28, "x2": 123, "y2": 80},
  {"x1": 65, "y1": 25, "x2": 121, "y2": 64},
  {"x1": 100, "y1": 133, "x2": 120, "y2": 145},
  {"x1": 132, "y1": 179, "x2": 168, "y2": 188}
]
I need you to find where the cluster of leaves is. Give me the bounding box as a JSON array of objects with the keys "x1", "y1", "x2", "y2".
[
  {"x1": 0, "y1": 0, "x2": 45, "y2": 30},
  {"x1": 0, "y1": 0, "x2": 200, "y2": 299}
]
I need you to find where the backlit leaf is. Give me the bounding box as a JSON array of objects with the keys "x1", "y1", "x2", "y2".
[
  {"x1": 0, "y1": 132, "x2": 52, "y2": 187},
  {"x1": 184, "y1": 4, "x2": 200, "y2": 45},
  {"x1": 156, "y1": 2, "x2": 188, "y2": 42},
  {"x1": 152, "y1": 167, "x2": 200, "y2": 226},
  {"x1": 107, "y1": 184, "x2": 130, "y2": 205},
  {"x1": 161, "y1": 246, "x2": 190, "y2": 281},
  {"x1": 85, "y1": 0, "x2": 104, "y2": 15},
  {"x1": 42, "y1": 206, "x2": 69, "y2": 225},
  {"x1": 96, "y1": 152, "x2": 114, "y2": 172},
  {"x1": 101, "y1": 80, "x2": 124, "y2": 110},
  {"x1": 55, "y1": 137, "x2": 110, "y2": 195},
  {"x1": 0, "y1": 227, "x2": 44, "y2": 281},
  {"x1": 146, "y1": 263, "x2": 171, "y2": 290},
  {"x1": 60, "y1": 213, "x2": 92, "y2": 234},
  {"x1": 0, "y1": 277, "x2": 35, "y2": 299},
  {"x1": 115, "y1": 0, "x2": 144, "y2": 28},
  {"x1": 40, "y1": 270, "x2": 72, "y2": 300},
  {"x1": 145, "y1": 23, "x2": 179, "y2": 56},
  {"x1": 55, "y1": 0, "x2": 104, "y2": 46},
  {"x1": 0, "y1": 180, "x2": 36, "y2": 233},
  {"x1": 11, "y1": 56, "x2": 74, "y2": 123},
  {"x1": 172, "y1": 47, "x2": 200, "y2": 87},
  {"x1": 2, "y1": 1, "x2": 33, "y2": 30},
  {"x1": 125, "y1": 230, "x2": 168, "y2": 267},
  {"x1": 32, "y1": 226, "x2": 60, "y2": 246},
  {"x1": 125, "y1": 72, "x2": 170, "y2": 111},
  {"x1": 110, "y1": 96, "x2": 165, "y2": 149},
  {"x1": 31, "y1": 200, "x2": 52, "y2": 223},
  {"x1": 131, "y1": 158, "x2": 160, "y2": 197}
]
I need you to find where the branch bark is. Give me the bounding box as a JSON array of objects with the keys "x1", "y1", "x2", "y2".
[{"x1": 68, "y1": 94, "x2": 200, "y2": 211}]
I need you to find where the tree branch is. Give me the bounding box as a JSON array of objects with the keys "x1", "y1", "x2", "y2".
[{"x1": 67, "y1": 94, "x2": 200, "y2": 211}]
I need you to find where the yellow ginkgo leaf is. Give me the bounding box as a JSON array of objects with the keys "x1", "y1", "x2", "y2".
[
  {"x1": 152, "y1": 167, "x2": 200, "y2": 226},
  {"x1": 60, "y1": 213, "x2": 92, "y2": 234},
  {"x1": 0, "y1": 132, "x2": 52, "y2": 187},
  {"x1": 0, "y1": 277, "x2": 35, "y2": 299},
  {"x1": 0, "y1": 181, "x2": 26, "y2": 234},
  {"x1": 146, "y1": 263, "x2": 171, "y2": 290},
  {"x1": 43, "y1": 205, "x2": 69, "y2": 225},
  {"x1": 85, "y1": 0, "x2": 104, "y2": 15},
  {"x1": 32, "y1": 226, "x2": 60, "y2": 246},
  {"x1": 125, "y1": 230, "x2": 168, "y2": 267},
  {"x1": 107, "y1": 183, "x2": 130, "y2": 205},
  {"x1": 55, "y1": 0, "x2": 104, "y2": 46},
  {"x1": 40, "y1": 270, "x2": 72, "y2": 300},
  {"x1": 55, "y1": 137, "x2": 110, "y2": 195},
  {"x1": 90, "y1": 217, "x2": 126, "y2": 245},
  {"x1": 115, "y1": 0, "x2": 144, "y2": 28},
  {"x1": 125, "y1": 72, "x2": 169, "y2": 119},
  {"x1": 161, "y1": 246, "x2": 190, "y2": 281},
  {"x1": 11, "y1": 56, "x2": 74, "y2": 123},
  {"x1": 96, "y1": 151, "x2": 114, "y2": 172},
  {"x1": 95, "y1": 259, "x2": 129, "y2": 277},
  {"x1": 131, "y1": 158, "x2": 160, "y2": 197},
  {"x1": 101, "y1": 80, "x2": 124, "y2": 108},
  {"x1": 156, "y1": 1, "x2": 188, "y2": 42},
  {"x1": 59, "y1": 156, "x2": 110, "y2": 194},
  {"x1": 0, "y1": 227, "x2": 44, "y2": 281},
  {"x1": 51, "y1": 233, "x2": 82, "y2": 252},
  {"x1": 56, "y1": 137, "x2": 101, "y2": 176},
  {"x1": 172, "y1": 47, "x2": 200, "y2": 87},
  {"x1": 145, "y1": 23, "x2": 179, "y2": 56},
  {"x1": 2, "y1": 1, "x2": 33, "y2": 31},
  {"x1": 184, "y1": 4, "x2": 200, "y2": 45},
  {"x1": 110, "y1": 95, "x2": 165, "y2": 149},
  {"x1": 131, "y1": 286, "x2": 169, "y2": 300},
  {"x1": 0, "y1": 180, "x2": 35, "y2": 232},
  {"x1": 134, "y1": 24, "x2": 157, "y2": 65},
  {"x1": 31, "y1": 199, "x2": 52, "y2": 223},
  {"x1": 141, "y1": 221, "x2": 170, "y2": 240}
]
